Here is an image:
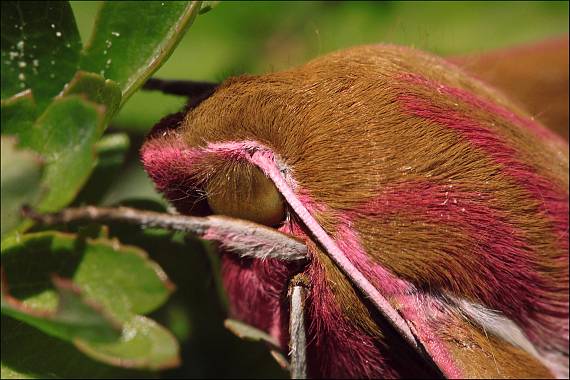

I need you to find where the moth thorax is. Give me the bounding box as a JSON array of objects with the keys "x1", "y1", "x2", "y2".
[{"x1": 205, "y1": 164, "x2": 285, "y2": 226}]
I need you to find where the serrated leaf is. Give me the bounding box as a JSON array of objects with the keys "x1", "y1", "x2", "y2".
[
  {"x1": 59, "y1": 71, "x2": 122, "y2": 123},
  {"x1": 0, "y1": 136, "x2": 44, "y2": 237},
  {"x1": 104, "y1": 219, "x2": 285, "y2": 377},
  {"x1": 81, "y1": 1, "x2": 202, "y2": 106},
  {"x1": 1, "y1": 231, "x2": 173, "y2": 320},
  {"x1": 1, "y1": 1, "x2": 82, "y2": 110},
  {"x1": 1, "y1": 231, "x2": 177, "y2": 369},
  {"x1": 1, "y1": 276, "x2": 122, "y2": 344},
  {"x1": 73, "y1": 133, "x2": 130, "y2": 205},
  {"x1": 27, "y1": 95, "x2": 105, "y2": 212},
  {"x1": 76, "y1": 315, "x2": 180, "y2": 370},
  {"x1": 2, "y1": 74, "x2": 122, "y2": 227}
]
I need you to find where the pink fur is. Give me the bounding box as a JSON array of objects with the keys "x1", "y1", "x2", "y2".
[
  {"x1": 247, "y1": 147, "x2": 422, "y2": 355},
  {"x1": 141, "y1": 133, "x2": 567, "y2": 377},
  {"x1": 282, "y1": 216, "x2": 439, "y2": 378},
  {"x1": 400, "y1": 73, "x2": 566, "y2": 145},
  {"x1": 207, "y1": 141, "x2": 459, "y2": 378},
  {"x1": 280, "y1": 222, "x2": 404, "y2": 377},
  {"x1": 334, "y1": 220, "x2": 463, "y2": 378},
  {"x1": 221, "y1": 255, "x2": 294, "y2": 347},
  {"x1": 140, "y1": 133, "x2": 208, "y2": 214},
  {"x1": 350, "y1": 180, "x2": 568, "y2": 352},
  {"x1": 399, "y1": 74, "x2": 569, "y2": 252}
]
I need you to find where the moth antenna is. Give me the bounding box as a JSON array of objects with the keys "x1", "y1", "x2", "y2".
[
  {"x1": 143, "y1": 77, "x2": 218, "y2": 97},
  {"x1": 142, "y1": 78, "x2": 219, "y2": 108}
]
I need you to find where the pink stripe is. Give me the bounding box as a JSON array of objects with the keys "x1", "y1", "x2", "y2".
[
  {"x1": 334, "y1": 221, "x2": 464, "y2": 377},
  {"x1": 279, "y1": 221, "x2": 404, "y2": 377},
  {"x1": 398, "y1": 75, "x2": 569, "y2": 251},
  {"x1": 401, "y1": 73, "x2": 566, "y2": 144},
  {"x1": 350, "y1": 180, "x2": 568, "y2": 350},
  {"x1": 203, "y1": 140, "x2": 463, "y2": 378},
  {"x1": 247, "y1": 151, "x2": 421, "y2": 346}
]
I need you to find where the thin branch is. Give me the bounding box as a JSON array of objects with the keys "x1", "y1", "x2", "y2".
[{"x1": 22, "y1": 206, "x2": 308, "y2": 262}]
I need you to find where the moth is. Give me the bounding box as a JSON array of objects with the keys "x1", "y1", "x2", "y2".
[{"x1": 140, "y1": 39, "x2": 569, "y2": 378}]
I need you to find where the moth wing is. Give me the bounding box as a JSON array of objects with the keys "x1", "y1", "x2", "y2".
[
  {"x1": 449, "y1": 36, "x2": 569, "y2": 140},
  {"x1": 395, "y1": 292, "x2": 558, "y2": 378}
]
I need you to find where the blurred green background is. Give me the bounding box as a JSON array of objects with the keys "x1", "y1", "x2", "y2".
[
  {"x1": 69, "y1": 0, "x2": 569, "y2": 207},
  {"x1": 67, "y1": 1, "x2": 568, "y2": 378}
]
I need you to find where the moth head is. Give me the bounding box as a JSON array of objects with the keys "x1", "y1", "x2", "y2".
[{"x1": 140, "y1": 81, "x2": 286, "y2": 226}]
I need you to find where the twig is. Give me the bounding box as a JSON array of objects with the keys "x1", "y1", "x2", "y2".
[{"x1": 22, "y1": 206, "x2": 308, "y2": 262}]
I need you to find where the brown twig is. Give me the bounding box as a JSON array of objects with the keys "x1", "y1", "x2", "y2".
[{"x1": 22, "y1": 206, "x2": 308, "y2": 262}]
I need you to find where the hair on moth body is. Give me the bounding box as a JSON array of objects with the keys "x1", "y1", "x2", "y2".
[{"x1": 141, "y1": 43, "x2": 568, "y2": 378}]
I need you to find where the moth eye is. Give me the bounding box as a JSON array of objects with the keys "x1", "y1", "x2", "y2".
[{"x1": 206, "y1": 166, "x2": 285, "y2": 227}]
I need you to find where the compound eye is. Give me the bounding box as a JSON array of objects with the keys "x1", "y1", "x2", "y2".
[{"x1": 206, "y1": 166, "x2": 285, "y2": 226}]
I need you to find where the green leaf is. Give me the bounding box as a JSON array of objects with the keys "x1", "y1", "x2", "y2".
[
  {"x1": 1, "y1": 231, "x2": 173, "y2": 320},
  {"x1": 27, "y1": 96, "x2": 105, "y2": 212},
  {"x1": 59, "y1": 71, "x2": 122, "y2": 123},
  {"x1": 104, "y1": 222, "x2": 285, "y2": 377},
  {"x1": 1, "y1": 1, "x2": 82, "y2": 110},
  {"x1": 0, "y1": 89, "x2": 37, "y2": 136},
  {"x1": 76, "y1": 316, "x2": 180, "y2": 370},
  {"x1": 81, "y1": 1, "x2": 203, "y2": 106},
  {"x1": 1, "y1": 276, "x2": 122, "y2": 344},
  {"x1": 1, "y1": 316, "x2": 152, "y2": 378},
  {"x1": 73, "y1": 133, "x2": 130, "y2": 206},
  {"x1": 2, "y1": 74, "x2": 122, "y2": 228},
  {"x1": 1, "y1": 231, "x2": 178, "y2": 369},
  {"x1": 0, "y1": 136, "x2": 44, "y2": 237}
]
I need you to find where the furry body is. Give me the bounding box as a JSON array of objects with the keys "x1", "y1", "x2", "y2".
[
  {"x1": 450, "y1": 36, "x2": 569, "y2": 141},
  {"x1": 141, "y1": 45, "x2": 569, "y2": 378}
]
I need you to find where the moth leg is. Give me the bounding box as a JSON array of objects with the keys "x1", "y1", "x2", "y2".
[
  {"x1": 224, "y1": 319, "x2": 291, "y2": 371},
  {"x1": 289, "y1": 274, "x2": 309, "y2": 379},
  {"x1": 269, "y1": 350, "x2": 290, "y2": 371},
  {"x1": 224, "y1": 318, "x2": 281, "y2": 347},
  {"x1": 142, "y1": 77, "x2": 218, "y2": 98}
]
